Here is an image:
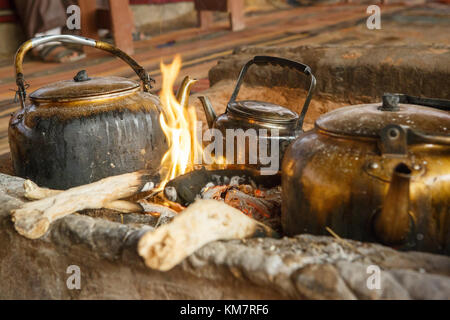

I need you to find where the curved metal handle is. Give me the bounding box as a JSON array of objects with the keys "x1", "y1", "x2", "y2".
[
  {"x1": 14, "y1": 35, "x2": 154, "y2": 109},
  {"x1": 397, "y1": 94, "x2": 450, "y2": 111},
  {"x1": 380, "y1": 124, "x2": 450, "y2": 156},
  {"x1": 228, "y1": 55, "x2": 316, "y2": 131},
  {"x1": 407, "y1": 128, "x2": 450, "y2": 146},
  {"x1": 381, "y1": 93, "x2": 450, "y2": 112}
]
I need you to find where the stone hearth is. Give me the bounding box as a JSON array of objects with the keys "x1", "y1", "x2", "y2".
[{"x1": 1, "y1": 173, "x2": 450, "y2": 299}]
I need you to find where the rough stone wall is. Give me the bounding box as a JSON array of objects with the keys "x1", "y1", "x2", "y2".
[
  {"x1": 1, "y1": 173, "x2": 449, "y2": 299},
  {"x1": 209, "y1": 45, "x2": 450, "y2": 103}
]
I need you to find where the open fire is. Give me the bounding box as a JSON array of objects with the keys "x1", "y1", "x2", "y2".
[
  {"x1": 143, "y1": 56, "x2": 282, "y2": 229},
  {"x1": 157, "y1": 56, "x2": 228, "y2": 190},
  {"x1": 158, "y1": 55, "x2": 202, "y2": 189}
]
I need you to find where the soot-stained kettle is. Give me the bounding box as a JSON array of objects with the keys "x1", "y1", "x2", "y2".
[
  {"x1": 282, "y1": 93, "x2": 450, "y2": 254},
  {"x1": 8, "y1": 35, "x2": 196, "y2": 189},
  {"x1": 198, "y1": 56, "x2": 316, "y2": 172}
]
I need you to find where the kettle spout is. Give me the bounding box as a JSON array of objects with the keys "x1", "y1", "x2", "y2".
[
  {"x1": 176, "y1": 76, "x2": 198, "y2": 109},
  {"x1": 198, "y1": 96, "x2": 217, "y2": 128},
  {"x1": 373, "y1": 163, "x2": 414, "y2": 245}
]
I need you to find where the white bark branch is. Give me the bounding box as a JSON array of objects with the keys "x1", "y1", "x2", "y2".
[
  {"x1": 138, "y1": 199, "x2": 276, "y2": 271},
  {"x1": 12, "y1": 171, "x2": 152, "y2": 239}
]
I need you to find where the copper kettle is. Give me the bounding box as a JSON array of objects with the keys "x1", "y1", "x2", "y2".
[{"x1": 282, "y1": 93, "x2": 450, "y2": 254}]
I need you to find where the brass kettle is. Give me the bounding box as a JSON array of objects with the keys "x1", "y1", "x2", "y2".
[
  {"x1": 199, "y1": 56, "x2": 316, "y2": 172},
  {"x1": 9, "y1": 35, "x2": 196, "y2": 189},
  {"x1": 282, "y1": 93, "x2": 450, "y2": 254}
]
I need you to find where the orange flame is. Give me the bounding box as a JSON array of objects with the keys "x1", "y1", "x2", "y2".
[
  {"x1": 158, "y1": 55, "x2": 227, "y2": 190},
  {"x1": 158, "y1": 55, "x2": 200, "y2": 188}
]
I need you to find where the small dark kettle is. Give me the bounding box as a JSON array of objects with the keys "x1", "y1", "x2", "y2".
[{"x1": 198, "y1": 56, "x2": 316, "y2": 172}]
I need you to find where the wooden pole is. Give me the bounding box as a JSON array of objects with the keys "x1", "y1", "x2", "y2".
[{"x1": 108, "y1": 0, "x2": 135, "y2": 55}]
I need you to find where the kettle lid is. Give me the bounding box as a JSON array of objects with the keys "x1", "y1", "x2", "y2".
[
  {"x1": 227, "y1": 100, "x2": 299, "y2": 124},
  {"x1": 29, "y1": 70, "x2": 140, "y2": 102},
  {"x1": 316, "y1": 94, "x2": 450, "y2": 138}
]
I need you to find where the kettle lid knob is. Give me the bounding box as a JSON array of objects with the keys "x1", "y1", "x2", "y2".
[
  {"x1": 380, "y1": 93, "x2": 400, "y2": 111},
  {"x1": 73, "y1": 70, "x2": 91, "y2": 82}
]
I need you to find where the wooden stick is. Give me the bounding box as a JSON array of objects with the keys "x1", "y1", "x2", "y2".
[
  {"x1": 23, "y1": 179, "x2": 144, "y2": 213},
  {"x1": 104, "y1": 200, "x2": 143, "y2": 213},
  {"x1": 11, "y1": 171, "x2": 153, "y2": 239},
  {"x1": 138, "y1": 201, "x2": 178, "y2": 218},
  {"x1": 138, "y1": 199, "x2": 276, "y2": 271},
  {"x1": 23, "y1": 180, "x2": 61, "y2": 200}
]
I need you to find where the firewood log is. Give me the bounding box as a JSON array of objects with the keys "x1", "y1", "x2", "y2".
[
  {"x1": 23, "y1": 179, "x2": 144, "y2": 213},
  {"x1": 23, "y1": 180, "x2": 61, "y2": 199},
  {"x1": 138, "y1": 199, "x2": 277, "y2": 271},
  {"x1": 11, "y1": 171, "x2": 154, "y2": 239}
]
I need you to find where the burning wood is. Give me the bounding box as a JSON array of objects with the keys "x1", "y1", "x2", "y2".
[
  {"x1": 191, "y1": 181, "x2": 282, "y2": 232},
  {"x1": 13, "y1": 171, "x2": 279, "y2": 272},
  {"x1": 22, "y1": 176, "x2": 183, "y2": 218},
  {"x1": 13, "y1": 170, "x2": 281, "y2": 274},
  {"x1": 142, "y1": 191, "x2": 186, "y2": 213},
  {"x1": 138, "y1": 199, "x2": 277, "y2": 271}
]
